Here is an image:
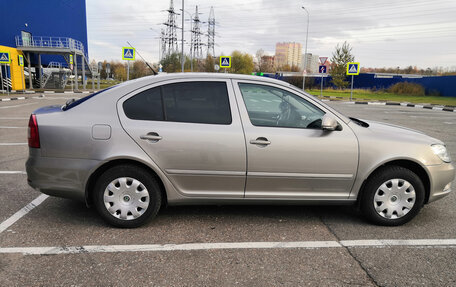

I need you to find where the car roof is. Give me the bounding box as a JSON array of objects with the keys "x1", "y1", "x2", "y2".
[{"x1": 115, "y1": 72, "x2": 292, "y2": 90}]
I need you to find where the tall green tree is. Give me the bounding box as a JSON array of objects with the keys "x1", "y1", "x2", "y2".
[
  {"x1": 230, "y1": 51, "x2": 254, "y2": 74},
  {"x1": 330, "y1": 41, "x2": 355, "y2": 89}
]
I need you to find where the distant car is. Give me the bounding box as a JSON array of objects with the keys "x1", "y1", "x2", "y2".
[{"x1": 26, "y1": 73, "x2": 455, "y2": 227}]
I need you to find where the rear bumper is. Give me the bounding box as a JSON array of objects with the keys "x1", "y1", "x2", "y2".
[
  {"x1": 26, "y1": 150, "x2": 101, "y2": 202},
  {"x1": 427, "y1": 162, "x2": 455, "y2": 203}
]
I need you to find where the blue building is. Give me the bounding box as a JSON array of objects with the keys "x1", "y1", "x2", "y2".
[{"x1": 0, "y1": 0, "x2": 91, "y2": 90}]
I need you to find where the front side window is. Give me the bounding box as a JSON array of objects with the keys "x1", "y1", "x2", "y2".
[
  {"x1": 238, "y1": 83, "x2": 325, "y2": 129},
  {"x1": 123, "y1": 81, "x2": 232, "y2": 125}
]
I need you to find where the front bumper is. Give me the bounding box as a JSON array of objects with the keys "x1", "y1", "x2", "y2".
[
  {"x1": 26, "y1": 150, "x2": 101, "y2": 202},
  {"x1": 427, "y1": 162, "x2": 455, "y2": 203}
]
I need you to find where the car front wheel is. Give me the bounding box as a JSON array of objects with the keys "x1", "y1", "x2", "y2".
[
  {"x1": 93, "y1": 165, "x2": 162, "y2": 228},
  {"x1": 360, "y1": 166, "x2": 425, "y2": 226}
]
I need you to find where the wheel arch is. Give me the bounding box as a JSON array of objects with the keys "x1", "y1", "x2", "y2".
[
  {"x1": 85, "y1": 158, "x2": 168, "y2": 207},
  {"x1": 357, "y1": 159, "x2": 431, "y2": 205}
]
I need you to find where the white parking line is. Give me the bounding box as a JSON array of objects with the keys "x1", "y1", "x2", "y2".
[
  {"x1": 0, "y1": 239, "x2": 455, "y2": 256},
  {"x1": 0, "y1": 194, "x2": 49, "y2": 234},
  {"x1": 0, "y1": 143, "x2": 28, "y2": 146},
  {"x1": 0, "y1": 103, "x2": 36, "y2": 109},
  {"x1": 0, "y1": 171, "x2": 26, "y2": 174},
  {"x1": 0, "y1": 126, "x2": 25, "y2": 129},
  {"x1": 0, "y1": 117, "x2": 29, "y2": 120}
]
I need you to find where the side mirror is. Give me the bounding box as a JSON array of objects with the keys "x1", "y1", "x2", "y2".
[{"x1": 321, "y1": 114, "x2": 338, "y2": 131}]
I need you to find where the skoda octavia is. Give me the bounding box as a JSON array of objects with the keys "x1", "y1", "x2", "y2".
[{"x1": 26, "y1": 73, "x2": 455, "y2": 227}]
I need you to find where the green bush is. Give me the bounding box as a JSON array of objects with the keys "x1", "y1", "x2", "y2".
[{"x1": 388, "y1": 82, "x2": 425, "y2": 96}]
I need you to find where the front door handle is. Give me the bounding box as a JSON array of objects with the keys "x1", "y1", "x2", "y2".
[
  {"x1": 250, "y1": 137, "x2": 271, "y2": 146},
  {"x1": 140, "y1": 132, "x2": 162, "y2": 142}
]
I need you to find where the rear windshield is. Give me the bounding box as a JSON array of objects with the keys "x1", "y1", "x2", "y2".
[{"x1": 62, "y1": 86, "x2": 115, "y2": 111}]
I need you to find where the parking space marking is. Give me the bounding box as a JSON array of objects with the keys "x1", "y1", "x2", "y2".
[
  {"x1": 0, "y1": 117, "x2": 29, "y2": 120},
  {"x1": 0, "y1": 143, "x2": 28, "y2": 146},
  {"x1": 0, "y1": 171, "x2": 26, "y2": 174},
  {"x1": 1, "y1": 239, "x2": 455, "y2": 256},
  {"x1": 0, "y1": 103, "x2": 36, "y2": 109},
  {"x1": 0, "y1": 194, "x2": 48, "y2": 234},
  {"x1": 0, "y1": 126, "x2": 26, "y2": 129}
]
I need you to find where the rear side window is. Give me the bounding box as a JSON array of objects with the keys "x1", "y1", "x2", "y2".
[
  {"x1": 123, "y1": 81, "x2": 231, "y2": 125},
  {"x1": 162, "y1": 82, "x2": 231, "y2": 124},
  {"x1": 123, "y1": 87, "x2": 164, "y2": 121}
]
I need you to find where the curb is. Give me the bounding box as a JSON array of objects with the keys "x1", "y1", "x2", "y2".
[
  {"x1": 0, "y1": 96, "x2": 27, "y2": 102},
  {"x1": 319, "y1": 96, "x2": 456, "y2": 113}
]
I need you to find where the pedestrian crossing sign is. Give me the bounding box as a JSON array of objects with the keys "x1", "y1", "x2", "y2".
[
  {"x1": 346, "y1": 62, "x2": 360, "y2": 75},
  {"x1": 0, "y1": 52, "x2": 11, "y2": 64},
  {"x1": 220, "y1": 56, "x2": 231, "y2": 68},
  {"x1": 122, "y1": 47, "x2": 135, "y2": 61},
  {"x1": 18, "y1": 55, "x2": 24, "y2": 67}
]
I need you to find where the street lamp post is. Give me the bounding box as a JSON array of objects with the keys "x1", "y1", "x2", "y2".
[
  {"x1": 302, "y1": 6, "x2": 309, "y2": 91},
  {"x1": 181, "y1": 0, "x2": 185, "y2": 72}
]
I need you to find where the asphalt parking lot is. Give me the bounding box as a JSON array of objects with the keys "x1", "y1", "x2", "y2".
[{"x1": 0, "y1": 94, "x2": 455, "y2": 286}]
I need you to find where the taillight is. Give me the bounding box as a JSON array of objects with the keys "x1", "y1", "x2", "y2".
[{"x1": 28, "y1": 114, "x2": 40, "y2": 148}]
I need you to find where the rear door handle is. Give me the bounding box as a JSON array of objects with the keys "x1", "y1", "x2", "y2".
[
  {"x1": 250, "y1": 137, "x2": 271, "y2": 146},
  {"x1": 140, "y1": 133, "x2": 162, "y2": 142}
]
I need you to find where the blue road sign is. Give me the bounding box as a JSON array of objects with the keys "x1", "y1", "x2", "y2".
[
  {"x1": 346, "y1": 62, "x2": 360, "y2": 75},
  {"x1": 319, "y1": 65, "x2": 327, "y2": 74},
  {"x1": 0, "y1": 52, "x2": 11, "y2": 64},
  {"x1": 122, "y1": 47, "x2": 135, "y2": 61},
  {"x1": 220, "y1": 56, "x2": 231, "y2": 68}
]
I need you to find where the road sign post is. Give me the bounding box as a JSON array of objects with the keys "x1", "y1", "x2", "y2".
[
  {"x1": 346, "y1": 62, "x2": 360, "y2": 101},
  {"x1": 319, "y1": 65, "x2": 327, "y2": 98},
  {"x1": 220, "y1": 56, "x2": 231, "y2": 73},
  {"x1": 18, "y1": 55, "x2": 25, "y2": 91},
  {"x1": 122, "y1": 47, "x2": 135, "y2": 81}
]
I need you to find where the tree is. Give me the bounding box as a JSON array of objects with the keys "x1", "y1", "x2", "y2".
[
  {"x1": 255, "y1": 49, "x2": 264, "y2": 72},
  {"x1": 228, "y1": 51, "x2": 254, "y2": 74},
  {"x1": 330, "y1": 41, "x2": 355, "y2": 89},
  {"x1": 204, "y1": 54, "x2": 215, "y2": 72},
  {"x1": 160, "y1": 53, "x2": 181, "y2": 73},
  {"x1": 131, "y1": 61, "x2": 149, "y2": 79},
  {"x1": 112, "y1": 62, "x2": 127, "y2": 81}
]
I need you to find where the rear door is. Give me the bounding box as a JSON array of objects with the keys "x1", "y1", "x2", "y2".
[{"x1": 117, "y1": 78, "x2": 246, "y2": 198}]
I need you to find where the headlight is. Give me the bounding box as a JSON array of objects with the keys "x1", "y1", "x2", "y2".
[{"x1": 431, "y1": 144, "x2": 451, "y2": 163}]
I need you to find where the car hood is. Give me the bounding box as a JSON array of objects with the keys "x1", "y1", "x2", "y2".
[{"x1": 356, "y1": 119, "x2": 443, "y2": 145}]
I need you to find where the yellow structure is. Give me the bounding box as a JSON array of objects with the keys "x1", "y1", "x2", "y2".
[{"x1": 0, "y1": 45, "x2": 25, "y2": 91}]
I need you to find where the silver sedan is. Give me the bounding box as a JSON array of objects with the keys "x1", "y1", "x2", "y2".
[{"x1": 26, "y1": 73, "x2": 455, "y2": 227}]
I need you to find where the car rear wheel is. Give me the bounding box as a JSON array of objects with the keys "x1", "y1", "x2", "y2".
[
  {"x1": 360, "y1": 166, "x2": 425, "y2": 226},
  {"x1": 93, "y1": 165, "x2": 162, "y2": 228}
]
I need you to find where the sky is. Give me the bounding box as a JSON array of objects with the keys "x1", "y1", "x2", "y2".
[{"x1": 86, "y1": 0, "x2": 456, "y2": 70}]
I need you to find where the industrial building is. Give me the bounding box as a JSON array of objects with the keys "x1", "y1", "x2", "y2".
[{"x1": 0, "y1": 0, "x2": 92, "y2": 91}]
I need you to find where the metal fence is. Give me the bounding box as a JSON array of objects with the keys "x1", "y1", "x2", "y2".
[{"x1": 15, "y1": 36, "x2": 88, "y2": 58}]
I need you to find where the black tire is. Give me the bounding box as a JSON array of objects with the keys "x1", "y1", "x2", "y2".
[
  {"x1": 360, "y1": 166, "x2": 425, "y2": 226},
  {"x1": 93, "y1": 164, "x2": 162, "y2": 228}
]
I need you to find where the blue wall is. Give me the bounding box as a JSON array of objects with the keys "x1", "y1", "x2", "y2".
[
  {"x1": 307, "y1": 74, "x2": 456, "y2": 97},
  {"x1": 0, "y1": 0, "x2": 88, "y2": 65}
]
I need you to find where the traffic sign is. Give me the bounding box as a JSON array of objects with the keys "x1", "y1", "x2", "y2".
[
  {"x1": 0, "y1": 52, "x2": 11, "y2": 64},
  {"x1": 122, "y1": 47, "x2": 135, "y2": 61},
  {"x1": 214, "y1": 64, "x2": 220, "y2": 71},
  {"x1": 69, "y1": 54, "x2": 73, "y2": 65},
  {"x1": 319, "y1": 65, "x2": 327, "y2": 74},
  {"x1": 319, "y1": 57, "x2": 328, "y2": 65},
  {"x1": 18, "y1": 55, "x2": 24, "y2": 67},
  {"x1": 346, "y1": 62, "x2": 360, "y2": 75},
  {"x1": 220, "y1": 56, "x2": 231, "y2": 68}
]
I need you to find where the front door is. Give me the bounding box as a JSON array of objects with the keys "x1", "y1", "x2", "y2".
[{"x1": 233, "y1": 81, "x2": 358, "y2": 200}]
